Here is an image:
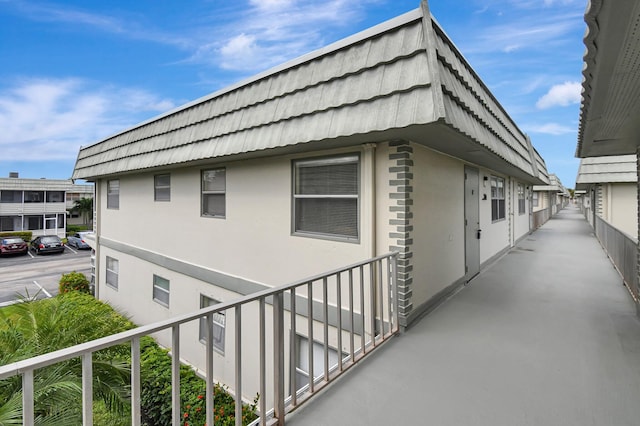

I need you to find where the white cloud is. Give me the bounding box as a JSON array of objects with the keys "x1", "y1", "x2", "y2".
[
  {"x1": 524, "y1": 122, "x2": 576, "y2": 135},
  {"x1": 0, "y1": 78, "x2": 176, "y2": 161},
  {"x1": 192, "y1": 0, "x2": 376, "y2": 72},
  {"x1": 249, "y1": 0, "x2": 296, "y2": 10},
  {"x1": 536, "y1": 81, "x2": 581, "y2": 109}
]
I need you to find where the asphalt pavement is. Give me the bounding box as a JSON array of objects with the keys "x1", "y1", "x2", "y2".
[{"x1": 0, "y1": 247, "x2": 92, "y2": 305}]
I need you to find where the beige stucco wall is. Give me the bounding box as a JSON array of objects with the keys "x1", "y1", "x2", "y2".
[
  {"x1": 99, "y1": 146, "x2": 373, "y2": 289},
  {"x1": 607, "y1": 183, "x2": 637, "y2": 237},
  {"x1": 410, "y1": 145, "x2": 465, "y2": 304}
]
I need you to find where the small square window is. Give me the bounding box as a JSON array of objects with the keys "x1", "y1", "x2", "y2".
[
  {"x1": 153, "y1": 275, "x2": 170, "y2": 307},
  {"x1": 106, "y1": 256, "x2": 119, "y2": 290},
  {"x1": 154, "y1": 174, "x2": 171, "y2": 202},
  {"x1": 201, "y1": 169, "x2": 226, "y2": 218},
  {"x1": 107, "y1": 180, "x2": 120, "y2": 209},
  {"x1": 199, "y1": 295, "x2": 225, "y2": 353}
]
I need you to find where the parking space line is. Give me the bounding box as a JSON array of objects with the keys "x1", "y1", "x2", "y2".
[
  {"x1": 33, "y1": 280, "x2": 53, "y2": 298},
  {"x1": 65, "y1": 245, "x2": 77, "y2": 254}
]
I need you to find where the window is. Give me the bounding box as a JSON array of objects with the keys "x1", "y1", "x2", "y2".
[
  {"x1": 106, "y1": 256, "x2": 119, "y2": 290},
  {"x1": 293, "y1": 155, "x2": 359, "y2": 240},
  {"x1": 46, "y1": 191, "x2": 64, "y2": 203},
  {"x1": 295, "y1": 335, "x2": 341, "y2": 391},
  {"x1": 199, "y1": 295, "x2": 225, "y2": 353},
  {"x1": 24, "y1": 215, "x2": 43, "y2": 230},
  {"x1": 0, "y1": 216, "x2": 21, "y2": 232},
  {"x1": 490, "y1": 176, "x2": 505, "y2": 222},
  {"x1": 201, "y1": 169, "x2": 226, "y2": 217},
  {"x1": 154, "y1": 174, "x2": 171, "y2": 201},
  {"x1": 153, "y1": 275, "x2": 170, "y2": 307},
  {"x1": 517, "y1": 183, "x2": 526, "y2": 215},
  {"x1": 24, "y1": 191, "x2": 44, "y2": 203},
  {"x1": 107, "y1": 180, "x2": 120, "y2": 209},
  {"x1": 0, "y1": 190, "x2": 22, "y2": 203},
  {"x1": 533, "y1": 192, "x2": 539, "y2": 207}
]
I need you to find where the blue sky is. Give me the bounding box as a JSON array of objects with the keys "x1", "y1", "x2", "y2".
[{"x1": 0, "y1": 0, "x2": 586, "y2": 187}]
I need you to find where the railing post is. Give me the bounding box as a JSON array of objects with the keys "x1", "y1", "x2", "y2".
[
  {"x1": 206, "y1": 313, "x2": 214, "y2": 426},
  {"x1": 131, "y1": 337, "x2": 141, "y2": 426},
  {"x1": 171, "y1": 326, "x2": 180, "y2": 426},
  {"x1": 82, "y1": 353, "x2": 93, "y2": 426},
  {"x1": 259, "y1": 298, "x2": 267, "y2": 425},
  {"x1": 235, "y1": 305, "x2": 242, "y2": 426},
  {"x1": 290, "y1": 289, "x2": 297, "y2": 407},
  {"x1": 22, "y1": 370, "x2": 34, "y2": 426},
  {"x1": 273, "y1": 292, "x2": 285, "y2": 425}
]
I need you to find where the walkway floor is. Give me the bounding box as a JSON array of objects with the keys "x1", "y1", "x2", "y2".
[{"x1": 288, "y1": 206, "x2": 640, "y2": 425}]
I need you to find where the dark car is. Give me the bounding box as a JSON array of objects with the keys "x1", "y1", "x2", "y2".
[
  {"x1": 30, "y1": 235, "x2": 65, "y2": 255},
  {"x1": 67, "y1": 232, "x2": 92, "y2": 249},
  {"x1": 0, "y1": 237, "x2": 28, "y2": 256}
]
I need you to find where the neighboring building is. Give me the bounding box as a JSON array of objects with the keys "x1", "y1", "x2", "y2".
[
  {"x1": 73, "y1": 3, "x2": 551, "y2": 402},
  {"x1": 532, "y1": 173, "x2": 569, "y2": 228},
  {"x1": 575, "y1": 155, "x2": 637, "y2": 236},
  {"x1": 66, "y1": 184, "x2": 95, "y2": 226},
  {"x1": 0, "y1": 173, "x2": 93, "y2": 238},
  {"x1": 577, "y1": 0, "x2": 640, "y2": 316}
]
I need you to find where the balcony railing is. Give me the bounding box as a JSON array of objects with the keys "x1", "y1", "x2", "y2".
[
  {"x1": 594, "y1": 216, "x2": 639, "y2": 303},
  {"x1": 0, "y1": 252, "x2": 399, "y2": 425}
]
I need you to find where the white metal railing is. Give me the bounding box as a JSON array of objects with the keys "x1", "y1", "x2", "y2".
[
  {"x1": 594, "y1": 216, "x2": 639, "y2": 303},
  {"x1": 0, "y1": 252, "x2": 399, "y2": 425}
]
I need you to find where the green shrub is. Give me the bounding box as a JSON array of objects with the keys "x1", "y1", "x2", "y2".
[
  {"x1": 0, "y1": 293, "x2": 135, "y2": 425},
  {"x1": 66, "y1": 224, "x2": 82, "y2": 234},
  {"x1": 139, "y1": 337, "x2": 258, "y2": 426},
  {"x1": 0, "y1": 231, "x2": 32, "y2": 243},
  {"x1": 59, "y1": 271, "x2": 91, "y2": 294}
]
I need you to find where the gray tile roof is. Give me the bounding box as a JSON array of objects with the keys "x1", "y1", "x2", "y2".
[{"x1": 73, "y1": 4, "x2": 548, "y2": 184}]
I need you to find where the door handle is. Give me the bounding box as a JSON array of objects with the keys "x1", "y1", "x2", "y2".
[{"x1": 477, "y1": 229, "x2": 482, "y2": 239}]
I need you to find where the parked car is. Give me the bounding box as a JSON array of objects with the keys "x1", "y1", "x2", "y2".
[
  {"x1": 67, "y1": 232, "x2": 93, "y2": 249},
  {"x1": 0, "y1": 237, "x2": 28, "y2": 256},
  {"x1": 30, "y1": 235, "x2": 65, "y2": 255}
]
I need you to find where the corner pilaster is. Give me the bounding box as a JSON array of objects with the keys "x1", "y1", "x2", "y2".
[{"x1": 388, "y1": 140, "x2": 414, "y2": 327}]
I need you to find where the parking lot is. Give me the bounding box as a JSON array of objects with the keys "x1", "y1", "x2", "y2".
[{"x1": 0, "y1": 246, "x2": 92, "y2": 306}]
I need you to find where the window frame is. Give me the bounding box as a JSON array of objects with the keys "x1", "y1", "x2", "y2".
[
  {"x1": 105, "y1": 256, "x2": 119, "y2": 290},
  {"x1": 490, "y1": 176, "x2": 506, "y2": 222},
  {"x1": 517, "y1": 183, "x2": 526, "y2": 215},
  {"x1": 0, "y1": 190, "x2": 22, "y2": 203},
  {"x1": 292, "y1": 154, "x2": 360, "y2": 242},
  {"x1": 199, "y1": 295, "x2": 226, "y2": 354},
  {"x1": 532, "y1": 191, "x2": 539, "y2": 207},
  {"x1": 154, "y1": 174, "x2": 171, "y2": 202},
  {"x1": 107, "y1": 179, "x2": 120, "y2": 210},
  {"x1": 201, "y1": 168, "x2": 226, "y2": 218},
  {"x1": 23, "y1": 191, "x2": 44, "y2": 203},
  {"x1": 152, "y1": 275, "x2": 170, "y2": 307}
]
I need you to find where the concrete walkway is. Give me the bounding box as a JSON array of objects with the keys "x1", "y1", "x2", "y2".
[{"x1": 288, "y1": 206, "x2": 640, "y2": 425}]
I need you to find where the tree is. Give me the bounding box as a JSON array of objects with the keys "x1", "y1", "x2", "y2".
[
  {"x1": 72, "y1": 198, "x2": 93, "y2": 226},
  {"x1": 0, "y1": 293, "x2": 133, "y2": 425}
]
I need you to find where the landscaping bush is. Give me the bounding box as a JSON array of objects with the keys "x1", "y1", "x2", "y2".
[
  {"x1": 59, "y1": 271, "x2": 91, "y2": 294},
  {"x1": 0, "y1": 293, "x2": 135, "y2": 425},
  {"x1": 139, "y1": 337, "x2": 258, "y2": 426},
  {"x1": 0, "y1": 231, "x2": 32, "y2": 243},
  {"x1": 0, "y1": 294, "x2": 258, "y2": 426}
]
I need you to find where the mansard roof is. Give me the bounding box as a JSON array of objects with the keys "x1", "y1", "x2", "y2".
[{"x1": 73, "y1": 2, "x2": 548, "y2": 184}]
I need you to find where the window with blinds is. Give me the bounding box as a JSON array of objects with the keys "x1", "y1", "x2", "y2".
[
  {"x1": 107, "y1": 179, "x2": 119, "y2": 209},
  {"x1": 201, "y1": 168, "x2": 225, "y2": 218},
  {"x1": 154, "y1": 174, "x2": 171, "y2": 201},
  {"x1": 293, "y1": 155, "x2": 359, "y2": 240}
]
